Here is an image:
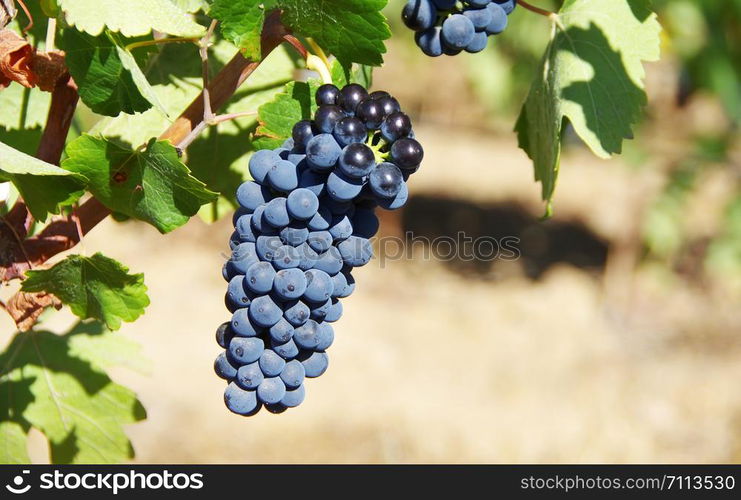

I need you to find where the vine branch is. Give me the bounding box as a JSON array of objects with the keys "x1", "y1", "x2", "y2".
[{"x1": 518, "y1": 1, "x2": 557, "y2": 18}]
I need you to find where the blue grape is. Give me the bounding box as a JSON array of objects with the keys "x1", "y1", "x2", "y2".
[
  {"x1": 229, "y1": 232, "x2": 240, "y2": 251},
  {"x1": 316, "y1": 84, "x2": 340, "y2": 106},
  {"x1": 330, "y1": 272, "x2": 348, "y2": 299},
  {"x1": 307, "y1": 230, "x2": 333, "y2": 253},
  {"x1": 222, "y1": 262, "x2": 233, "y2": 282},
  {"x1": 299, "y1": 351, "x2": 329, "y2": 378},
  {"x1": 380, "y1": 112, "x2": 412, "y2": 142},
  {"x1": 271, "y1": 338, "x2": 299, "y2": 360},
  {"x1": 269, "y1": 317, "x2": 295, "y2": 343},
  {"x1": 280, "y1": 359, "x2": 305, "y2": 388},
  {"x1": 236, "y1": 362, "x2": 263, "y2": 389},
  {"x1": 377, "y1": 95, "x2": 401, "y2": 116},
  {"x1": 306, "y1": 134, "x2": 341, "y2": 171},
  {"x1": 273, "y1": 268, "x2": 308, "y2": 300},
  {"x1": 493, "y1": 0, "x2": 516, "y2": 15},
  {"x1": 259, "y1": 350, "x2": 286, "y2": 377},
  {"x1": 268, "y1": 160, "x2": 299, "y2": 192},
  {"x1": 286, "y1": 188, "x2": 319, "y2": 220},
  {"x1": 245, "y1": 261, "x2": 276, "y2": 294},
  {"x1": 226, "y1": 277, "x2": 253, "y2": 313},
  {"x1": 230, "y1": 308, "x2": 262, "y2": 337},
  {"x1": 283, "y1": 299, "x2": 310, "y2": 327},
  {"x1": 307, "y1": 205, "x2": 332, "y2": 231},
  {"x1": 356, "y1": 98, "x2": 385, "y2": 129},
  {"x1": 315, "y1": 105, "x2": 344, "y2": 134},
  {"x1": 298, "y1": 169, "x2": 327, "y2": 197},
  {"x1": 377, "y1": 180, "x2": 409, "y2": 210},
  {"x1": 250, "y1": 205, "x2": 270, "y2": 233},
  {"x1": 256, "y1": 235, "x2": 281, "y2": 262},
  {"x1": 416, "y1": 26, "x2": 442, "y2": 58},
  {"x1": 329, "y1": 214, "x2": 354, "y2": 241},
  {"x1": 327, "y1": 170, "x2": 364, "y2": 202},
  {"x1": 215, "y1": 352, "x2": 238, "y2": 379},
  {"x1": 292, "y1": 120, "x2": 315, "y2": 151},
  {"x1": 324, "y1": 299, "x2": 343, "y2": 323},
  {"x1": 369, "y1": 163, "x2": 404, "y2": 199},
  {"x1": 288, "y1": 152, "x2": 306, "y2": 166},
  {"x1": 391, "y1": 138, "x2": 424, "y2": 169},
  {"x1": 236, "y1": 181, "x2": 269, "y2": 211},
  {"x1": 402, "y1": 0, "x2": 436, "y2": 31},
  {"x1": 441, "y1": 14, "x2": 475, "y2": 50},
  {"x1": 264, "y1": 197, "x2": 290, "y2": 228},
  {"x1": 309, "y1": 298, "x2": 332, "y2": 321},
  {"x1": 317, "y1": 321, "x2": 335, "y2": 349},
  {"x1": 249, "y1": 295, "x2": 283, "y2": 327},
  {"x1": 297, "y1": 242, "x2": 319, "y2": 271},
  {"x1": 486, "y1": 3, "x2": 508, "y2": 34},
  {"x1": 463, "y1": 7, "x2": 493, "y2": 30},
  {"x1": 338, "y1": 236, "x2": 374, "y2": 267},
  {"x1": 303, "y1": 269, "x2": 334, "y2": 302},
  {"x1": 233, "y1": 207, "x2": 249, "y2": 225},
  {"x1": 337, "y1": 269, "x2": 355, "y2": 298},
  {"x1": 338, "y1": 143, "x2": 375, "y2": 178},
  {"x1": 293, "y1": 319, "x2": 321, "y2": 350},
  {"x1": 216, "y1": 322, "x2": 234, "y2": 348},
  {"x1": 333, "y1": 116, "x2": 367, "y2": 147},
  {"x1": 281, "y1": 385, "x2": 305, "y2": 407},
  {"x1": 257, "y1": 377, "x2": 286, "y2": 404},
  {"x1": 235, "y1": 215, "x2": 257, "y2": 243},
  {"x1": 313, "y1": 247, "x2": 344, "y2": 275},
  {"x1": 230, "y1": 242, "x2": 259, "y2": 274},
  {"x1": 337, "y1": 84, "x2": 368, "y2": 115},
  {"x1": 228, "y1": 336, "x2": 264, "y2": 365},
  {"x1": 248, "y1": 150, "x2": 279, "y2": 184},
  {"x1": 272, "y1": 245, "x2": 302, "y2": 270},
  {"x1": 282, "y1": 138, "x2": 295, "y2": 150},
  {"x1": 224, "y1": 382, "x2": 260, "y2": 415},
  {"x1": 352, "y1": 208, "x2": 380, "y2": 238},
  {"x1": 280, "y1": 222, "x2": 309, "y2": 246}
]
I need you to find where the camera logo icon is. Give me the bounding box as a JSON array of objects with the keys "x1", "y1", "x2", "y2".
[{"x1": 5, "y1": 470, "x2": 31, "y2": 494}]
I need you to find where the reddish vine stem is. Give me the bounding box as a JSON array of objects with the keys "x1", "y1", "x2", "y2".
[
  {"x1": 282, "y1": 34, "x2": 308, "y2": 60},
  {"x1": 517, "y1": 0, "x2": 557, "y2": 18}
]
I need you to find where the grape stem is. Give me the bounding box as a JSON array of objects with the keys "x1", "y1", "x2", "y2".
[
  {"x1": 283, "y1": 35, "x2": 333, "y2": 85},
  {"x1": 16, "y1": 0, "x2": 32, "y2": 32},
  {"x1": 518, "y1": 0, "x2": 558, "y2": 19},
  {"x1": 124, "y1": 36, "x2": 200, "y2": 51}
]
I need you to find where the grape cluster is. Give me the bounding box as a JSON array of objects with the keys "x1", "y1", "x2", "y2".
[
  {"x1": 214, "y1": 83, "x2": 424, "y2": 415},
  {"x1": 403, "y1": 0, "x2": 517, "y2": 56}
]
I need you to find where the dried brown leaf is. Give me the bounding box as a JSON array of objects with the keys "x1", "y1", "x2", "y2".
[
  {"x1": 0, "y1": 27, "x2": 36, "y2": 88},
  {"x1": 32, "y1": 50, "x2": 66, "y2": 91},
  {"x1": 7, "y1": 289, "x2": 62, "y2": 331}
]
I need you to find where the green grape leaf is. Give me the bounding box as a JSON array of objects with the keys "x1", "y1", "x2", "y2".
[
  {"x1": 515, "y1": 0, "x2": 661, "y2": 214},
  {"x1": 171, "y1": 0, "x2": 208, "y2": 13},
  {"x1": 60, "y1": 29, "x2": 165, "y2": 117},
  {"x1": 21, "y1": 253, "x2": 150, "y2": 331},
  {"x1": 278, "y1": 0, "x2": 390, "y2": 67},
  {"x1": 210, "y1": 0, "x2": 277, "y2": 61},
  {"x1": 57, "y1": 0, "x2": 204, "y2": 37},
  {"x1": 0, "y1": 85, "x2": 51, "y2": 131},
  {"x1": 0, "y1": 322, "x2": 147, "y2": 464},
  {"x1": 252, "y1": 80, "x2": 321, "y2": 150},
  {"x1": 0, "y1": 141, "x2": 85, "y2": 220},
  {"x1": 62, "y1": 135, "x2": 218, "y2": 233}
]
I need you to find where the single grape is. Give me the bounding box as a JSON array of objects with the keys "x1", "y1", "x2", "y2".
[
  {"x1": 250, "y1": 205, "x2": 269, "y2": 233},
  {"x1": 236, "y1": 362, "x2": 263, "y2": 389},
  {"x1": 280, "y1": 222, "x2": 309, "y2": 246},
  {"x1": 233, "y1": 207, "x2": 250, "y2": 226},
  {"x1": 377, "y1": 180, "x2": 410, "y2": 210},
  {"x1": 298, "y1": 169, "x2": 327, "y2": 197},
  {"x1": 230, "y1": 242, "x2": 259, "y2": 274},
  {"x1": 224, "y1": 382, "x2": 260, "y2": 415},
  {"x1": 281, "y1": 384, "x2": 305, "y2": 407},
  {"x1": 264, "y1": 197, "x2": 290, "y2": 228},
  {"x1": 255, "y1": 236, "x2": 282, "y2": 264},
  {"x1": 338, "y1": 235, "x2": 374, "y2": 267},
  {"x1": 292, "y1": 120, "x2": 315, "y2": 152},
  {"x1": 248, "y1": 295, "x2": 283, "y2": 327},
  {"x1": 380, "y1": 112, "x2": 413, "y2": 142},
  {"x1": 338, "y1": 270, "x2": 356, "y2": 298},
  {"x1": 466, "y1": 31, "x2": 488, "y2": 53},
  {"x1": 333, "y1": 116, "x2": 368, "y2": 147},
  {"x1": 306, "y1": 134, "x2": 342, "y2": 171},
  {"x1": 248, "y1": 150, "x2": 279, "y2": 184},
  {"x1": 486, "y1": 3, "x2": 508, "y2": 34},
  {"x1": 294, "y1": 319, "x2": 322, "y2": 350},
  {"x1": 369, "y1": 90, "x2": 390, "y2": 100},
  {"x1": 259, "y1": 350, "x2": 286, "y2": 378},
  {"x1": 327, "y1": 170, "x2": 364, "y2": 202},
  {"x1": 309, "y1": 298, "x2": 332, "y2": 321},
  {"x1": 297, "y1": 242, "x2": 319, "y2": 271},
  {"x1": 307, "y1": 205, "x2": 332, "y2": 231},
  {"x1": 230, "y1": 307, "x2": 262, "y2": 337},
  {"x1": 235, "y1": 215, "x2": 257, "y2": 243},
  {"x1": 299, "y1": 351, "x2": 329, "y2": 378},
  {"x1": 257, "y1": 377, "x2": 286, "y2": 404},
  {"x1": 267, "y1": 160, "x2": 299, "y2": 192},
  {"x1": 271, "y1": 338, "x2": 299, "y2": 360},
  {"x1": 315, "y1": 83, "x2": 340, "y2": 106},
  {"x1": 369, "y1": 163, "x2": 404, "y2": 199},
  {"x1": 329, "y1": 214, "x2": 354, "y2": 241},
  {"x1": 401, "y1": 0, "x2": 436, "y2": 31},
  {"x1": 313, "y1": 247, "x2": 344, "y2": 275},
  {"x1": 226, "y1": 275, "x2": 253, "y2": 312},
  {"x1": 356, "y1": 99, "x2": 385, "y2": 129},
  {"x1": 377, "y1": 95, "x2": 401, "y2": 116},
  {"x1": 338, "y1": 143, "x2": 376, "y2": 178},
  {"x1": 280, "y1": 360, "x2": 305, "y2": 389},
  {"x1": 330, "y1": 271, "x2": 348, "y2": 299},
  {"x1": 269, "y1": 317, "x2": 295, "y2": 343},
  {"x1": 352, "y1": 208, "x2": 380, "y2": 238},
  {"x1": 390, "y1": 138, "x2": 424, "y2": 169},
  {"x1": 229, "y1": 232, "x2": 240, "y2": 251},
  {"x1": 337, "y1": 84, "x2": 369, "y2": 115},
  {"x1": 216, "y1": 321, "x2": 234, "y2": 349},
  {"x1": 307, "y1": 230, "x2": 333, "y2": 253},
  {"x1": 303, "y1": 269, "x2": 334, "y2": 302},
  {"x1": 463, "y1": 6, "x2": 493, "y2": 30},
  {"x1": 272, "y1": 245, "x2": 302, "y2": 270},
  {"x1": 286, "y1": 188, "x2": 320, "y2": 221},
  {"x1": 493, "y1": 0, "x2": 516, "y2": 15},
  {"x1": 441, "y1": 14, "x2": 475, "y2": 50},
  {"x1": 215, "y1": 351, "x2": 238, "y2": 379},
  {"x1": 273, "y1": 268, "x2": 308, "y2": 300},
  {"x1": 316, "y1": 321, "x2": 335, "y2": 349},
  {"x1": 228, "y1": 336, "x2": 264, "y2": 365},
  {"x1": 324, "y1": 299, "x2": 343, "y2": 323},
  {"x1": 236, "y1": 181, "x2": 269, "y2": 211},
  {"x1": 284, "y1": 299, "x2": 310, "y2": 327},
  {"x1": 315, "y1": 105, "x2": 345, "y2": 134}
]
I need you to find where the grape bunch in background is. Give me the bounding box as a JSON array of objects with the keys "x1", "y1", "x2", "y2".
[
  {"x1": 403, "y1": 0, "x2": 517, "y2": 56},
  {"x1": 214, "y1": 83, "x2": 424, "y2": 415}
]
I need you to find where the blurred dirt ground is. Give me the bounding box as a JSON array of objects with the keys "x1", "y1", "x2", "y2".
[{"x1": 3, "y1": 123, "x2": 739, "y2": 464}]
